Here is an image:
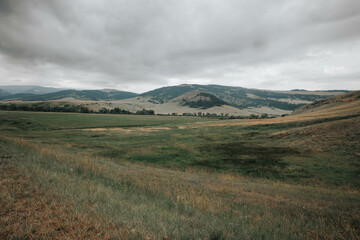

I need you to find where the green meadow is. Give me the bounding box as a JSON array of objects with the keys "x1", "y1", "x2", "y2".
[{"x1": 0, "y1": 111, "x2": 359, "y2": 239}]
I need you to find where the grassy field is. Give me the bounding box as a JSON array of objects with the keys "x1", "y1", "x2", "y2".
[{"x1": 0, "y1": 110, "x2": 359, "y2": 239}]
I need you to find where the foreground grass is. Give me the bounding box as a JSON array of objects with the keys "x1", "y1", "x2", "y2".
[
  {"x1": 0, "y1": 111, "x2": 359, "y2": 239},
  {"x1": 1, "y1": 136, "x2": 359, "y2": 239}
]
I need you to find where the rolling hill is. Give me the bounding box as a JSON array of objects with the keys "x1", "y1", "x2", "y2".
[
  {"x1": 1, "y1": 91, "x2": 359, "y2": 239},
  {"x1": 292, "y1": 90, "x2": 360, "y2": 115},
  {"x1": 0, "y1": 89, "x2": 138, "y2": 101},
  {"x1": 172, "y1": 91, "x2": 229, "y2": 109},
  {"x1": 140, "y1": 84, "x2": 348, "y2": 110},
  {"x1": 0, "y1": 84, "x2": 352, "y2": 116},
  {"x1": 0, "y1": 85, "x2": 68, "y2": 94},
  {"x1": 0, "y1": 88, "x2": 11, "y2": 97}
]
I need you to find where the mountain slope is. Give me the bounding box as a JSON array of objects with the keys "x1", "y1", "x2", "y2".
[
  {"x1": 0, "y1": 93, "x2": 37, "y2": 100},
  {"x1": 0, "y1": 84, "x2": 352, "y2": 116},
  {"x1": 1, "y1": 89, "x2": 138, "y2": 101},
  {"x1": 0, "y1": 85, "x2": 67, "y2": 94},
  {"x1": 173, "y1": 91, "x2": 229, "y2": 109},
  {"x1": 292, "y1": 90, "x2": 360, "y2": 116},
  {"x1": 0, "y1": 89, "x2": 11, "y2": 97},
  {"x1": 140, "y1": 84, "x2": 347, "y2": 111}
]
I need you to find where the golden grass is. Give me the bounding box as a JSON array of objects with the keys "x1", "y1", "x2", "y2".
[
  {"x1": 0, "y1": 159, "x2": 126, "y2": 240},
  {"x1": 184, "y1": 100, "x2": 360, "y2": 129},
  {"x1": 1, "y1": 134, "x2": 359, "y2": 239},
  {"x1": 1, "y1": 96, "x2": 359, "y2": 239}
]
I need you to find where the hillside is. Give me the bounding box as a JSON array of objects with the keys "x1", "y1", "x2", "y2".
[
  {"x1": 140, "y1": 84, "x2": 347, "y2": 111},
  {"x1": 0, "y1": 89, "x2": 138, "y2": 101},
  {"x1": 1, "y1": 101, "x2": 359, "y2": 239},
  {"x1": 0, "y1": 84, "x2": 352, "y2": 116},
  {"x1": 173, "y1": 91, "x2": 229, "y2": 109},
  {"x1": 0, "y1": 85, "x2": 67, "y2": 94},
  {"x1": 0, "y1": 93, "x2": 38, "y2": 100},
  {"x1": 0, "y1": 89, "x2": 11, "y2": 97},
  {"x1": 292, "y1": 90, "x2": 360, "y2": 115}
]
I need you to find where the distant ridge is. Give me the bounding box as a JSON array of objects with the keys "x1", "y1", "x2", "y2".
[
  {"x1": 0, "y1": 88, "x2": 11, "y2": 97},
  {"x1": 0, "y1": 84, "x2": 351, "y2": 116},
  {"x1": 0, "y1": 85, "x2": 68, "y2": 94},
  {"x1": 140, "y1": 84, "x2": 348, "y2": 111},
  {"x1": 1, "y1": 89, "x2": 139, "y2": 101}
]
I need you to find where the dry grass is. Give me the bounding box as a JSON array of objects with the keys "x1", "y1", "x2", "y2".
[
  {"x1": 1, "y1": 135, "x2": 359, "y2": 239},
  {"x1": 81, "y1": 126, "x2": 172, "y2": 133},
  {"x1": 184, "y1": 99, "x2": 360, "y2": 129},
  {"x1": 0, "y1": 158, "x2": 126, "y2": 240},
  {"x1": 269, "y1": 116, "x2": 360, "y2": 153},
  {"x1": 0, "y1": 95, "x2": 359, "y2": 239}
]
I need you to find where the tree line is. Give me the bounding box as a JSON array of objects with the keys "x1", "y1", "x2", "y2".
[
  {"x1": 0, "y1": 104, "x2": 155, "y2": 115},
  {"x1": 0, "y1": 103, "x2": 281, "y2": 119}
]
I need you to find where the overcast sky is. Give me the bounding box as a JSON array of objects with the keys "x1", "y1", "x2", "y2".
[{"x1": 0, "y1": 0, "x2": 359, "y2": 93}]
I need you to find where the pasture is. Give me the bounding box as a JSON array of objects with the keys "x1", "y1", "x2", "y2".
[{"x1": 0, "y1": 111, "x2": 359, "y2": 239}]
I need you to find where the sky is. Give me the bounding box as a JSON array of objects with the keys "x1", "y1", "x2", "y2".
[{"x1": 0, "y1": 0, "x2": 359, "y2": 93}]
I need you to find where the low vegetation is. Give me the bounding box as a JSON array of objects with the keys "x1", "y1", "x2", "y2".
[
  {"x1": 0, "y1": 103, "x2": 155, "y2": 115},
  {"x1": 0, "y1": 102, "x2": 272, "y2": 119},
  {"x1": 0, "y1": 100, "x2": 359, "y2": 239}
]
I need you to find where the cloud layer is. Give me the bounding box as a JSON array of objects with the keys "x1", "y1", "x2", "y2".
[{"x1": 0, "y1": 0, "x2": 359, "y2": 92}]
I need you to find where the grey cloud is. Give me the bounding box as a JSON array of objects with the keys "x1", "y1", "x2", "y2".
[
  {"x1": 0, "y1": 0, "x2": 359, "y2": 91},
  {"x1": 0, "y1": 0, "x2": 12, "y2": 14},
  {"x1": 304, "y1": 0, "x2": 360, "y2": 24}
]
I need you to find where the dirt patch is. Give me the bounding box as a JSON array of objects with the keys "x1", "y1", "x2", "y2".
[{"x1": 82, "y1": 126, "x2": 172, "y2": 133}]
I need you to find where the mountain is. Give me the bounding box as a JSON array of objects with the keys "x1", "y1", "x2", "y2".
[
  {"x1": 0, "y1": 89, "x2": 11, "y2": 97},
  {"x1": 173, "y1": 91, "x2": 229, "y2": 109},
  {"x1": 0, "y1": 89, "x2": 139, "y2": 101},
  {"x1": 0, "y1": 84, "x2": 352, "y2": 116},
  {"x1": 140, "y1": 84, "x2": 348, "y2": 111},
  {"x1": 0, "y1": 93, "x2": 37, "y2": 100},
  {"x1": 0, "y1": 85, "x2": 68, "y2": 94}
]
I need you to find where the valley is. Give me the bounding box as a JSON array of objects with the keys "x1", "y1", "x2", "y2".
[
  {"x1": 0, "y1": 84, "x2": 348, "y2": 117},
  {"x1": 0, "y1": 91, "x2": 359, "y2": 239}
]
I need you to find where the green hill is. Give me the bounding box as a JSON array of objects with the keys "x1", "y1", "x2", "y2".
[
  {"x1": 174, "y1": 91, "x2": 229, "y2": 109},
  {"x1": 0, "y1": 85, "x2": 67, "y2": 94},
  {"x1": 140, "y1": 84, "x2": 347, "y2": 111},
  {"x1": 0, "y1": 89, "x2": 11, "y2": 98},
  {"x1": 0, "y1": 84, "x2": 349, "y2": 113},
  {"x1": 1, "y1": 89, "x2": 138, "y2": 101}
]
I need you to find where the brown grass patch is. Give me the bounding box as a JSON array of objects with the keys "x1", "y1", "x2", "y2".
[
  {"x1": 0, "y1": 157, "x2": 126, "y2": 239},
  {"x1": 185, "y1": 100, "x2": 360, "y2": 129},
  {"x1": 269, "y1": 116, "x2": 360, "y2": 152},
  {"x1": 1, "y1": 132, "x2": 359, "y2": 239}
]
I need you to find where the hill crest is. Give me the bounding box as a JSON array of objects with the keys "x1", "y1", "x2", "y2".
[
  {"x1": 0, "y1": 84, "x2": 352, "y2": 116},
  {"x1": 0, "y1": 89, "x2": 138, "y2": 101},
  {"x1": 293, "y1": 90, "x2": 360, "y2": 115}
]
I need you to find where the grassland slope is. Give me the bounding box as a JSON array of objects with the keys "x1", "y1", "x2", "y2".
[
  {"x1": 293, "y1": 90, "x2": 360, "y2": 115},
  {"x1": 140, "y1": 84, "x2": 348, "y2": 111},
  {"x1": 0, "y1": 104, "x2": 359, "y2": 239}
]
